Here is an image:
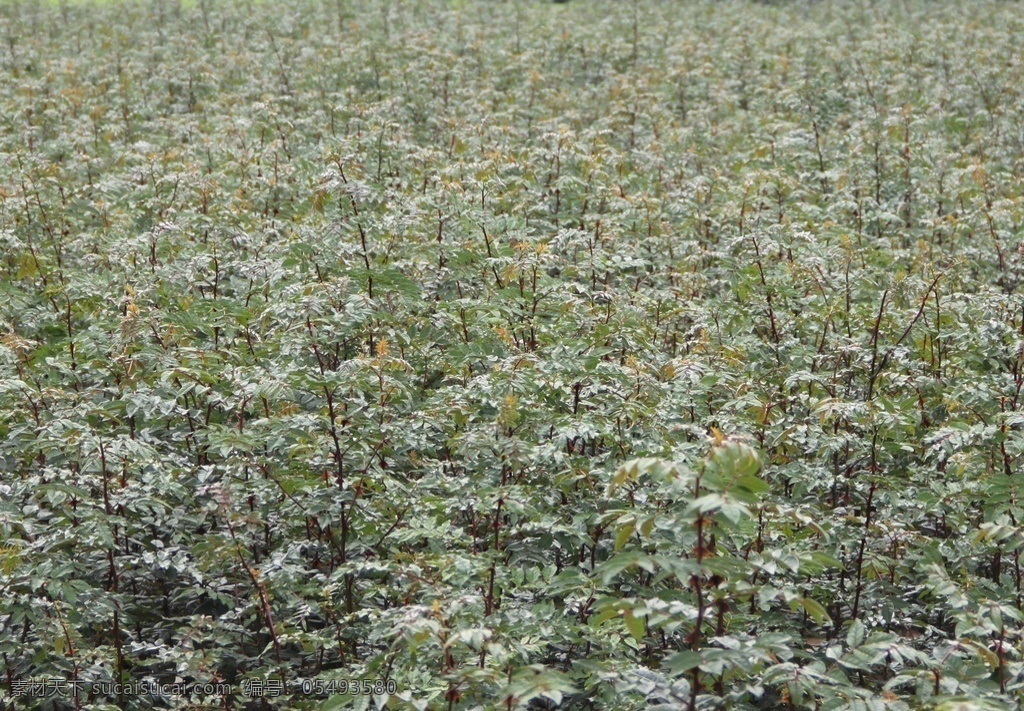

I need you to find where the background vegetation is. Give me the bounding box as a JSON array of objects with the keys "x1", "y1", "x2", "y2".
[{"x1": 2, "y1": 0, "x2": 1024, "y2": 708}]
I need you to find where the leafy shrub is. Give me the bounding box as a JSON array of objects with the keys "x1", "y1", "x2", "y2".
[{"x1": 2, "y1": 0, "x2": 1024, "y2": 709}]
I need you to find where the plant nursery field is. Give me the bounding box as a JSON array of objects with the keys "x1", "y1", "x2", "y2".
[{"x1": 2, "y1": 0, "x2": 1024, "y2": 709}]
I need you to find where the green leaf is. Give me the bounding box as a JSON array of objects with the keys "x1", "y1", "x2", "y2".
[
  {"x1": 623, "y1": 610, "x2": 645, "y2": 641},
  {"x1": 614, "y1": 518, "x2": 636, "y2": 550},
  {"x1": 847, "y1": 619, "x2": 866, "y2": 649},
  {"x1": 665, "y1": 651, "x2": 703, "y2": 674},
  {"x1": 791, "y1": 597, "x2": 832, "y2": 626}
]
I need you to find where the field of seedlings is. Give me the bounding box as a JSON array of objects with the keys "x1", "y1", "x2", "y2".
[{"x1": 2, "y1": 0, "x2": 1024, "y2": 708}]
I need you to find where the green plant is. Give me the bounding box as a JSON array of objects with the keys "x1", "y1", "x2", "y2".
[{"x1": 2, "y1": 0, "x2": 1024, "y2": 709}]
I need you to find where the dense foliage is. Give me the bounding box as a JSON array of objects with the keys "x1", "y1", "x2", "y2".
[{"x1": 2, "y1": 0, "x2": 1024, "y2": 708}]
